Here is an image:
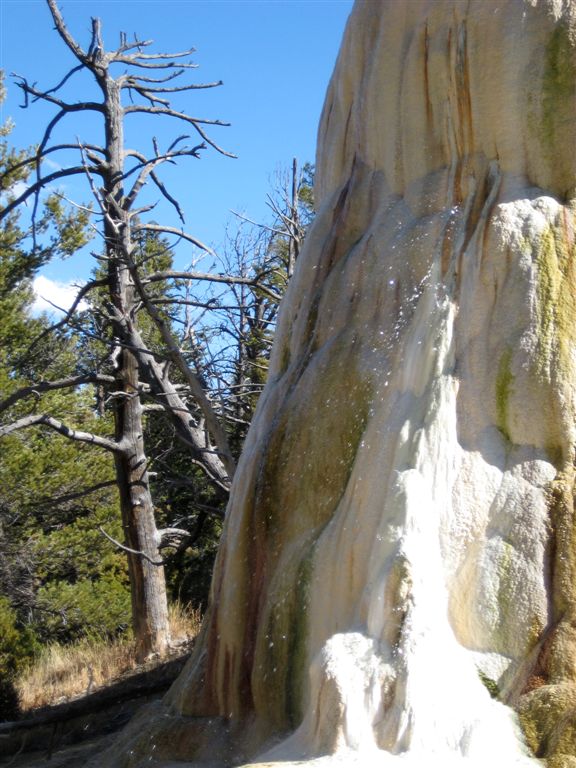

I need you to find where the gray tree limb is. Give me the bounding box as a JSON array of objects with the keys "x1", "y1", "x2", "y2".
[{"x1": 0, "y1": 414, "x2": 121, "y2": 453}]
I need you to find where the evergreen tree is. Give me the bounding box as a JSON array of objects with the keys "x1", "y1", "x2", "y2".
[
  {"x1": 0, "y1": 0, "x2": 314, "y2": 665},
  {"x1": 0, "y1": 72, "x2": 130, "y2": 719}
]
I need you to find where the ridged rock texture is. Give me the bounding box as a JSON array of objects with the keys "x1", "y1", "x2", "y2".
[{"x1": 102, "y1": 1, "x2": 576, "y2": 766}]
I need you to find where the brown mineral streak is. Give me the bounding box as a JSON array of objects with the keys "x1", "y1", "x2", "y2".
[
  {"x1": 99, "y1": 2, "x2": 576, "y2": 765},
  {"x1": 423, "y1": 22, "x2": 433, "y2": 126}
]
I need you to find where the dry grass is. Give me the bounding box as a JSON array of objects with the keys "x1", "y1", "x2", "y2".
[
  {"x1": 16, "y1": 635, "x2": 138, "y2": 711},
  {"x1": 168, "y1": 600, "x2": 202, "y2": 644},
  {"x1": 16, "y1": 602, "x2": 202, "y2": 713}
]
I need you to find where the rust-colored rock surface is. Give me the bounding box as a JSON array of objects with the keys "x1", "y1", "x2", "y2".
[{"x1": 101, "y1": 1, "x2": 576, "y2": 765}]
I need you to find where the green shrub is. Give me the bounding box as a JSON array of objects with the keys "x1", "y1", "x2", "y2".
[
  {"x1": 0, "y1": 596, "x2": 38, "y2": 720},
  {"x1": 35, "y1": 574, "x2": 131, "y2": 643}
]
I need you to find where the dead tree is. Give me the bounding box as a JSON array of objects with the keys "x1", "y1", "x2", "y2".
[
  {"x1": 0, "y1": 0, "x2": 238, "y2": 660},
  {"x1": 0, "y1": 0, "x2": 312, "y2": 657}
]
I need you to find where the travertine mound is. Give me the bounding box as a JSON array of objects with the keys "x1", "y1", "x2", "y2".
[{"x1": 102, "y1": 1, "x2": 576, "y2": 766}]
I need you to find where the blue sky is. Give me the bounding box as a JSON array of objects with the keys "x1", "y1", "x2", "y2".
[{"x1": 0, "y1": 0, "x2": 353, "y2": 307}]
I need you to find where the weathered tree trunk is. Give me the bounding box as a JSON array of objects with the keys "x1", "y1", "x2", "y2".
[
  {"x1": 112, "y1": 372, "x2": 169, "y2": 659},
  {"x1": 2, "y1": 0, "x2": 240, "y2": 663},
  {"x1": 102, "y1": 73, "x2": 169, "y2": 660}
]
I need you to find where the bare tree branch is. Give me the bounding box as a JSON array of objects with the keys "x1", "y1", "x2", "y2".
[
  {"x1": 87, "y1": 16, "x2": 104, "y2": 62},
  {"x1": 0, "y1": 373, "x2": 115, "y2": 415},
  {"x1": 0, "y1": 414, "x2": 121, "y2": 453},
  {"x1": 36, "y1": 109, "x2": 80, "y2": 171},
  {"x1": 125, "y1": 80, "x2": 223, "y2": 93},
  {"x1": 0, "y1": 143, "x2": 104, "y2": 188},
  {"x1": 0, "y1": 166, "x2": 102, "y2": 220},
  {"x1": 18, "y1": 278, "x2": 109, "y2": 364},
  {"x1": 98, "y1": 527, "x2": 165, "y2": 565},
  {"x1": 123, "y1": 105, "x2": 235, "y2": 157},
  {"x1": 77, "y1": 141, "x2": 112, "y2": 223},
  {"x1": 121, "y1": 49, "x2": 197, "y2": 61},
  {"x1": 13, "y1": 75, "x2": 104, "y2": 114},
  {"x1": 146, "y1": 269, "x2": 255, "y2": 287},
  {"x1": 144, "y1": 268, "x2": 283, "y2": 303},
  {"x1": 147, "y1": 170, "x2": 186, "y2": 223},
  {"x1": 115, "y1": 33, "x2": 153, "y2": 55},
  {"x1": 40, "y1": 63, "x2": 85, "y2": 96},
  {"x1": 111, "y1": 58, "x2": 199, "y2": 71},
  {"x1": 132, "y1": 224, "x2": 215, "y2": 255},
  {"x1": 124, "y1": 71, "x2": 186, "y2": 85},
  {"x1": 37, "y1": 480, "x2": 117, "y2": 507},
  {"x1": 122, "y1": 319, "x2": 233, "y2": 492},
  {"x1": 123, "y1": 144, "x2": 204, "y2": 212},
  {"x1": 157, "y1": 527, "x2": 190, "y2": 549},
  {"x1": 150, "y1": 297, "x2": 240, "y2": 311},
  {"x1": 230, "y1": 209, "x2": 289, "y2": 237},
  {"x1": 124, "y1": 105, "x2": 228, "y2": 127},
  {"x1": 122, "y1": 143, "x2": 202, "y2": 181},
  {"x1": 46, "y1": 0, "x2": 89, "y2": 64},
  {"x1": 129, "y1": 266, "x2": 237, "y2": 483}
]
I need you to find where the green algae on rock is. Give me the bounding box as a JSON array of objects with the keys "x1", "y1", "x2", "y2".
[{"x1": 98, "y1": 2, "x2": 576, "y2": 766}]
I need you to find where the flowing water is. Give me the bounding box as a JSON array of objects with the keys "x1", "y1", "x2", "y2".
[{"x1": 259, "y1": 267, "x2": 542, "y2": 767}]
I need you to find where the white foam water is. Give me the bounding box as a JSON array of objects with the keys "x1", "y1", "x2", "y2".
[{"x1": 257, "y1": 274, "x2": 542, "y2": 768}]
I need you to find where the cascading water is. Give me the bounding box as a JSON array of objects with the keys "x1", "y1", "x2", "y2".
[
  {"x1": 100, "y1": 2, "x2": 576, "y2": 766},
  {"x1": 258, "y1": 266, "x2": 541, "y2": 767}
]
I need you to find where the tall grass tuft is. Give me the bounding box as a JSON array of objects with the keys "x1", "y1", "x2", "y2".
[
  {"x1": 16, "y1": 602, "x2": 202, "y2": 713},
  {"x1": 168, "y1": 601, "x2": 202, "y2": 644}
]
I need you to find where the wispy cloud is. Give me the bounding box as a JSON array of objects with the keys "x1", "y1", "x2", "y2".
[
  {"x1": 32, "y1": 276, "x2": 88, "y2": 316},
  {"x1": 43, "y1": 157, "x2": 63, "y2": 172},
  {"x1": 0, "y1": 180, "x2": 28, "y2": 205}
]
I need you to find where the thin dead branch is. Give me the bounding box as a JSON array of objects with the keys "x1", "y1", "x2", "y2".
[
  {"x1": 0, "y1": 373, "x2": 115, "y2": 415},
  {"x1": 98, "y1": 527, "x2": 165, "y2": 565},
  {"x1": 0, "y1": 414, "x2": 121, "y2": 453}
]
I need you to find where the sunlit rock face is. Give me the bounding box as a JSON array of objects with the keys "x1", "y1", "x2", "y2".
[{"x1": 104, "y1": 1, "x2": 576, "y2": 766}]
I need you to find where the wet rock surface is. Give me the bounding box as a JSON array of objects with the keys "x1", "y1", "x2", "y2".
[{"x1": 100, "y1": 1, "x2": 576, "y2": 765}]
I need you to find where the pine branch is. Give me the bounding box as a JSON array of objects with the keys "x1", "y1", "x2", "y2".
[{"x1": 37, "y1": 480, "x2": 117, "y2": 507}]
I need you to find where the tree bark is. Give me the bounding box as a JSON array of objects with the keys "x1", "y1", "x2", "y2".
[
  {"x1": 5, "y1": 1, "x2": 242, "y2": 661},
  {"x1": 102, "y1": 74, "x2": 169, "y2": 660}
]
